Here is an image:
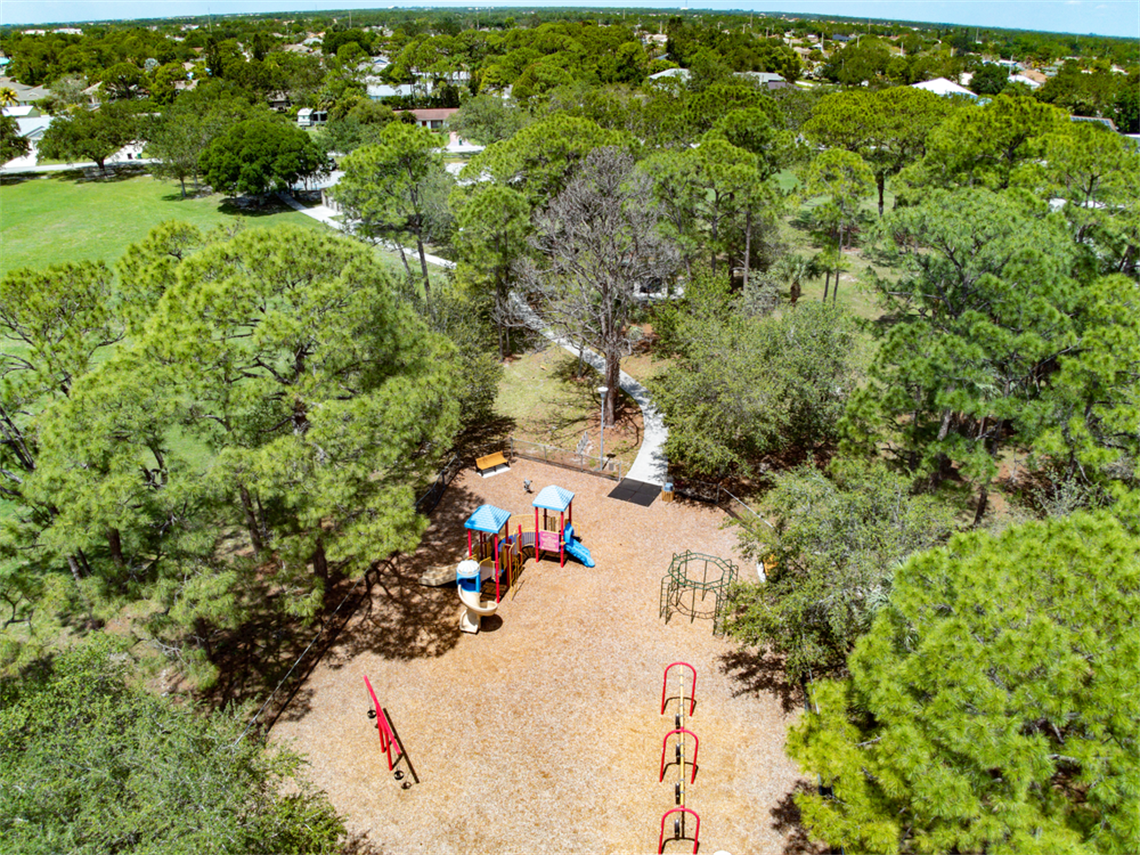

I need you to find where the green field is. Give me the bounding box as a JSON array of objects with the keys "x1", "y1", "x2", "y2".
[{"x1": 0, "y1": 172, "x2": 327, "y2": 277}]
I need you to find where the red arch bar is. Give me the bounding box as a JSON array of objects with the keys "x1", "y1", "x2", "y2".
[
  {"x1": 658, "y1": 807, "x2": 701, "y2": 855},
  {"x1": 661, "y1": 661, "x2": 696, "y2": 715},
  {"x1": 659, "y1": 728, "x2": 699, "y2": 784}
]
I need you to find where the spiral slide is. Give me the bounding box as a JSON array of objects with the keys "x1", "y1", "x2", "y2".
[{"x1": 457, "y1": 559, "x2": 499, "y2": 634}]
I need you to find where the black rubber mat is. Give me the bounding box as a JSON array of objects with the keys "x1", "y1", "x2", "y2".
[{"x1": 607, "y1": 478, "x2": 660, "y2": 507}]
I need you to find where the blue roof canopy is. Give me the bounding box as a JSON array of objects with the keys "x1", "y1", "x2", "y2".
[
  {"x1": 532, "y1": 485, "x2": 574, "y2": 513},
  {"x1": 464, "y1": 504, "x2": 512, "y2": 534}
]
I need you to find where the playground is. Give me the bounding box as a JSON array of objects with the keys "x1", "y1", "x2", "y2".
[{"x1": 270, "y1": 458, "x2": 813, "y2": 855}]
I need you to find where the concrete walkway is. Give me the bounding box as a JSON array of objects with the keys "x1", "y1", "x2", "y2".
[
  {"x1": 275, "y1": 192, "x2": 456, "y2": 269},
  {"x1": 279, "y1": 193, "x2": 667, "y2": 485}
]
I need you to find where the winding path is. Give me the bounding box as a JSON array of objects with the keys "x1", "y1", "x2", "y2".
[{"x1": 279, "y1": 193, "x2": 669, "y2": 486}]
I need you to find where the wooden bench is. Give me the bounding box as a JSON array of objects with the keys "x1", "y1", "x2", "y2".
[{"x1": 475, "y1": 451, "x2": 509, "y2": 476}]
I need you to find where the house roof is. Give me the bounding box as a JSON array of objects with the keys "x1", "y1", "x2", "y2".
[
  {"x1": 737, "y1": 71, "x2": 785, "y2": 84},
  {"x1": 464, "y1": 504, "x2": 512, "y2": 534},
  {"x1": 367, "y1": 83, "x2": 415, "y2": 99},
  {"x1": 533, "y1": 485, "x2": 574, "y2": 513},
  {"x1": 2, "y1": 105, "x2": 37, "y2": 118},
  {"x1": 911, "y1": 77, "x2": 977, "y2": 98},
  {"x1": 648, "y1": 67, "x2": 691, "y2": 82},
  {"x1": 0, "y1": 76, "x2": 51, "y2": 103},
  {"x1": 1071, "y1": 115, "x2": 1118, "y2": 132},
  {"x1": 395, "y1": 108, "x2": 457, "y2": 121},
  {"x1": 15, "y1": 116, "x2": 51, "y2": 139}
]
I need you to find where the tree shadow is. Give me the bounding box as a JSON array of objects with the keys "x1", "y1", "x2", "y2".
[
  {"x1": 321, "y1": 478, "x2": 487, "y2": 667},
  {"x1": 718, "y1": 646, "x2": 803, "y2": 714},
  {"x1": 339, "y1": 830, "x2": 389, "y2": 855},
  {"x1": 0, "y1": 172, "x2": 44, "y2": 187},
  {"x1": 217, "y1": 197, "x2": 304, "y2": 218},
  {"x1": 203, "y1": 568, "x2": 373, "y2": 725},
  {"x1": 544, "y1": 352, "x2": 642, "y2": 447},
  {"x1": 73, "y1": 164, "x2": 149, "y2": 183},
  {"x1": 454, "y1": 415, "x2": 516, "y2": 459},
  {"x1": 772, "y1": 782, "x2": 825, "y2": 855},
  {"x1": 202, "y1": 473, "x2": 510, "y2": 728},
  {"x1": 159, "y1": 188, "x2": 212, "y2": 202}
]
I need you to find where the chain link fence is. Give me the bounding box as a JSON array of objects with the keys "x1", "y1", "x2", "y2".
[{"x1": 508, "y1": 437, "x2": 624, "y2": 481}]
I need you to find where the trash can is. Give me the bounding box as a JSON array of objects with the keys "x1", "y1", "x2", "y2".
[{"x1": 662, "y1": 481, "x2": 675, "y2": 503}]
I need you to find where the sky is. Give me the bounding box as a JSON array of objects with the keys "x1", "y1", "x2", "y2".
[{"x1": 1, "y1": 0, "x2": 1137, "y2": 38}]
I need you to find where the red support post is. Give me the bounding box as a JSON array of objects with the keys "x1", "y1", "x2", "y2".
[
  {"x1": 658, "y1": 728, "x2": 699, "y2": 784},
  {"x1": 661, "y1": 662, "x2": 697, "y2": 715},
  {"x1": 493, "y1": 532, "x2": 500, "y2": 602},
  {"x1": 657, "y1": 807, "x2": 700, "y2": 855}
]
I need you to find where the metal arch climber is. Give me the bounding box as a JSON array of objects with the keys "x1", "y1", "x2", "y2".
[{"x1": 659, "y1": 551, "x2": 739, "y2": 636}]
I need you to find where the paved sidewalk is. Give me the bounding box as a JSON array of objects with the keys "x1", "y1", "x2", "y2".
[
  {"x1": 1, "y1": 157, "x2": 156, "y2": 175},
  {"x1": 275, "y1": 192, "x2": 456, "y2": 270}
]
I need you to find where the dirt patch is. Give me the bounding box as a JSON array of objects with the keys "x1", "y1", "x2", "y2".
[{"x1": 270, "y1": 460, "x2": 817, "y2": 855}]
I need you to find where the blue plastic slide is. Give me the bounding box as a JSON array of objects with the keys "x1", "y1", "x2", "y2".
[{"x1": 563, "y1": 525, "x2": 596, "y2": 567}]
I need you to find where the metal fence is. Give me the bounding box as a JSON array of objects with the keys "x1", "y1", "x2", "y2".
[
  {"x1": 720, "y1": 489, "x2": 776, "y2": 531},
  {"x1": 414, "y1": 454, "x2": 463, "y2": 515},
  {"x1": 674, "y1": 479, "x2": 775, "y2": 530},
  {"x1": 508, "y1": 436, "x2": 624, "y2": 481}
]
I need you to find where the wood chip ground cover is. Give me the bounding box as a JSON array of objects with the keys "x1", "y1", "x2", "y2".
[{"x1": 270, "y1": 459, "x2": 815, "y2": 855}]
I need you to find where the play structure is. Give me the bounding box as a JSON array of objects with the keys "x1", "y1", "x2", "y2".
[
  {"x1": 464, "y1": 504, "x2": 515, "y2": 603},
  {"x1": 530, "y1": 484, "x2": 594, "y2": 568},
  {"x1": 658, "y1": 662, "x2": 701, "y2": 855},
  {"x1": 659, "y1": 551, "x2": 739, "y2": 636},
  {"x1": 458, "y1": 488, "x2": 595, "y2": 630}
]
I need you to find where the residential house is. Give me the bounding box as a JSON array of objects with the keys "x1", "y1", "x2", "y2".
[
  {"x1": 911, "y1": 77, "x2": 978, "y2": 99},
  {"x1": 394, "y1": 107, "x2": 457, "y2": 130},
  {"x1": 297, "y1": 108, "x2": 328, "y2": 127},
  {"x1": 647, "y1": 67, "x2": 691, "y2": 85},
  {"x1": 735, "y1": 71, "x2": 788, "y2": 90},
  {"x1": 2, "y1": 104, "x2": 41, "y2": 119}
]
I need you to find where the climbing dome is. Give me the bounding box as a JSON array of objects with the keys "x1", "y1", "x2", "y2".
[{"x1": 659, "y1": 551, "x2": 739, "y2": 636}]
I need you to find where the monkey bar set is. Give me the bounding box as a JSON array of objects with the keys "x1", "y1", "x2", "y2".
[
  {"x1": 660, "y1": 551, "x2": 738, "y2": 636},
  {"x1": 657, "y1": 662, "x2": 701, "y2": 855}
]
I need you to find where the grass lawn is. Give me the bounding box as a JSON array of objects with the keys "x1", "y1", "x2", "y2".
[
  {"x1": 0, "y1": 171, "x2": 327, "y2": 277},
  {"x1": 493, "y1": 345, "x2": 645, "y2": 470},
  {"x1": 778, "y1": 179, "x2": 905, "y2": 321}
]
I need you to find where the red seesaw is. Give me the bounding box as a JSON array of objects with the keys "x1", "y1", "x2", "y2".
[
  {"x1": 659, "y1": 728, "x2": 699, "y2": 784},
  {"x1": 658, "y1": 662, "x2": 700, "y2": 854},
  {"x1": 363, "y1": 674, "x2": 402, "y2": 772}
]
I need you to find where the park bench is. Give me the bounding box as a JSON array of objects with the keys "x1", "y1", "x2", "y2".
[{"x1": 475, "y1": 450, "x2": 510, "y2": 476}]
